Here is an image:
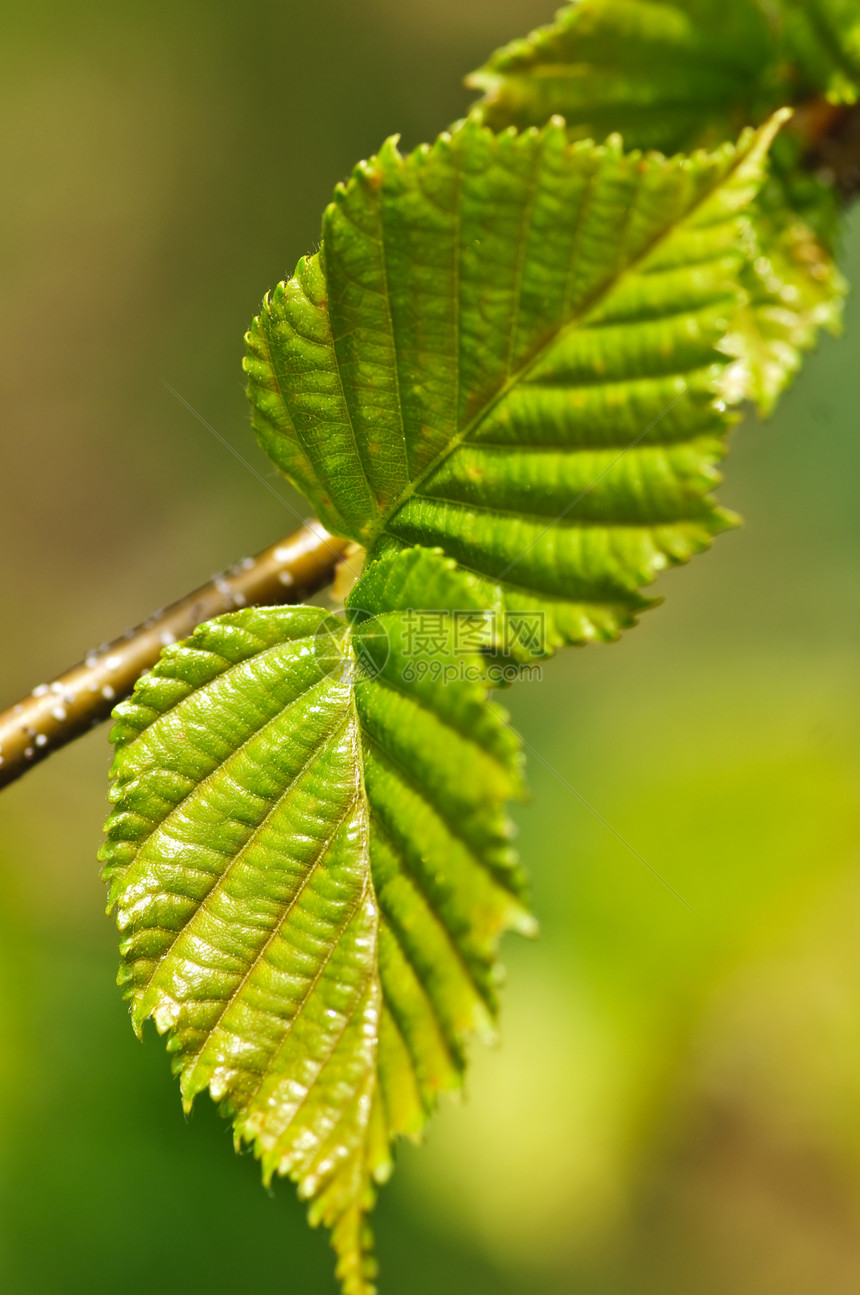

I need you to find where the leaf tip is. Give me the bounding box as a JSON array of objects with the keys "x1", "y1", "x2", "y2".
[{"x1": 513, "y1": 909, "x2": 539, "y2": 940}]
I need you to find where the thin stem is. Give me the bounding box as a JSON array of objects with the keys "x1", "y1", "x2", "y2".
[{"x1": 0, "y1": 522, "x2": 349, "y2": 791}]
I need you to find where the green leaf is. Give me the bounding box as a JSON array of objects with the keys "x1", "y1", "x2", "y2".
[
  {"x1": 99, "y1": 547, "x2": 530, "y2": 1294},
  {"x1": 724, "y1": 198, "x2": 846, "y2": 414},
  {"x1": 466, "y1": 0, "x2": 778, "y2": 152},
  {"x1": 245, "y1": 114, "x2": 783, "y2": 658},
  {"x1": 464, "y1": 0, "x2": 850, "y2": 418},
  {"x1": 778, "y1": 0, "x2": 860, "y2": 103}
]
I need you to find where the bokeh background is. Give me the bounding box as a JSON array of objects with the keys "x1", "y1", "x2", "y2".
[{"x1": 1, "y1": 2, "x2": 859, "y2": 1291}]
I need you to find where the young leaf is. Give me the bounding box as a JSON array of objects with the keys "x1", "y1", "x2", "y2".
[
  {"x1": 245, "y1": 114, "x2": 783, "y2": 657},
  {"x1": 778, "y1": 0, "x2": 860, "y2": 103},
  {"x1": 99, "y1": 547, "x2": 530, "y2": 1294},
  {"x1": 466, "y1": 0, "x2": 778, "y2": 152},
  {"x1": 465, "y1": 0, "x2": 850, "y2": 414},
  {"x1": 724, "y1": 199, "x2": 846, "y2": 413}
]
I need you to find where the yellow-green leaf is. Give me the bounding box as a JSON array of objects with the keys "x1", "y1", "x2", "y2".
[
  {"x1": 246, "y1": 114, "x2": 783, "y2": 657},
  {"x1": 100, "y1": 548, "x2": 530, "y2": 1293}
]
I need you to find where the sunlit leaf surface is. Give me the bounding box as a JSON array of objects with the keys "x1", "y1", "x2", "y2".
[
  {"x1": 246, "y1": 115, "x2": 781, "y2": 655},
  {"x1": 100, "y1": 549, "x2": 530, "y2": 1292}
]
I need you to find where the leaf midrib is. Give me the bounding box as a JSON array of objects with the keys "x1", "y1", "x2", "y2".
[
  {"x1": 173, "y1": 726, "x2": 362, "y2": 1069},
  {"x1": 119, "y1": 640, "x2": 346, "y2": 857},
  {"x1": 478, "y1": 61, "x2": 755, "y2": 85},
  {"x1": 243, "y1": 892, "x2": 376, "y2": 1127},
  {"x1": 363, "y1": 125, "x2": 764, "y2": 556},
  {"x1": 134, "y1": 702, "x2": 356, "y2": 999}
]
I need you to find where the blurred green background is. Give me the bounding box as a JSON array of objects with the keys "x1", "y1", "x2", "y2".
[{"x1": 1, "y1": 2, "x2": 859, "y2": 1291}]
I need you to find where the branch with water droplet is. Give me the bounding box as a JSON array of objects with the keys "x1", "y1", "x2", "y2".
[{"x1": 0, "y1": 522, "x2": 350, "y2": 791}]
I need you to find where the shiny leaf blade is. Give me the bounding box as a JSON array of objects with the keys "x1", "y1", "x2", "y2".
[
  {"x1": 725, "y1": 200, "x2": 846, "y2": 413},
  {"x1": 464, "y1": 0, "x2": 851, "y2": 419},
  {"x1": 246, "y1": 114, "x2": 782, "y2": 656},
  {"x1": 466, "y1": 0, "x2": 777, "y2": 151},
  {"x1": 100, "y1": 549, "x2": 528, "y2": 1293}
]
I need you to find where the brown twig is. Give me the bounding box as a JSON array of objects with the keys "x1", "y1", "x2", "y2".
[
  {"x1": 0, "y1": 522, "x2": 349, "y2": 791},
  {"x1": 4, "y1": 95, "x2": 857, "y2": 796}
]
